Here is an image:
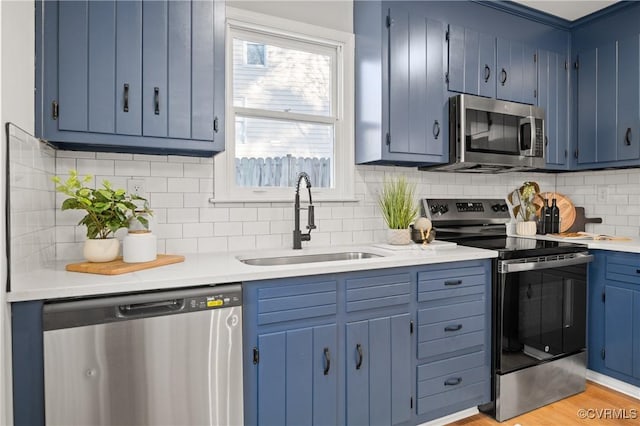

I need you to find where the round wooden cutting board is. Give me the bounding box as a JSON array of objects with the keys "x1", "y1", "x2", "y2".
[{"x1": 534, "y1": 192, "x2": 576, "y2": 232}]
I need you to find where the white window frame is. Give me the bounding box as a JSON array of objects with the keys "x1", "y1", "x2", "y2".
[{"x1": 213, "y1": 7, "x2": 355, "y2": 203}]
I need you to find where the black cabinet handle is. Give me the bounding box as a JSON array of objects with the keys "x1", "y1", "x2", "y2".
[
  {"x1": 213, "y1": 116, "x2": 219, "y2": 133},
  {"x1": 484, "y1": 64, "x2": 491, "y2": 83},
  {"x1": 500, "y1": 68, "x2": 507, "y2": 86},
  {"x1": 444, "y1": 324, "x2": 463, "y2": 332},
  {"x1": 527, "y1": 283, "x2": 532, "y2": 299},
  {"x1": 356, "y1": 343, "x2": 363, "y2": 370},
  {"x1": 154, "y1": 87, "x2": 160, "y2": 115},
  {"x1": 433, "y1": 120, "x2": 440, "y2": 139},
  {"x1": 636, "y1": 269, "x2": 640, "y2": 274},
  {"x1": 253, "y1": 347, "x2": 259, "y2": 365},
  {"x1": 444, "y1": 279, "x2": 462, "y2": 286},
  {"x1": 444, "y1": 377, "x2": 462, "y2": 386},
  {"x1": 323, "y1": 347, "x2": 331, "y2": 375},
  {"x1": 625, "y1": 128, "x2": 632, "y2": 146},
  {"x1": 545, "y1": 136, "x2": 549, "y2": 147},
  {"x1": 123, "y1": 84, "x2": 129, "y2": 112}
]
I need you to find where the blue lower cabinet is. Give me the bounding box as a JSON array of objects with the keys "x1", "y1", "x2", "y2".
[
  {"x1": 346, "y1": 314, "x2": 412, "y2": 426},
  {"x1": 588, "y1": 250, "x2": 640, "y2": 387},
  {"x1": 256, "y1": 325, "x2": 338, "y2": 426}
]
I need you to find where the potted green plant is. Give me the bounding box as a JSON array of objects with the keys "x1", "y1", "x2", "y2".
[
  {"x1": 507, "y1": 181, "x2": 541, "y2": 236},
  {"x1": 53, "y1": 170, "x2": 152, "y2": 262},
  {"x1": 377, "y1": 176, "x2": 418, "y2": 245}
]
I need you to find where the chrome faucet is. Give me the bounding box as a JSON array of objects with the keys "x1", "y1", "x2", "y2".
[{"x1": 293, "y1": 172, "x2": 316, "y2": 249}]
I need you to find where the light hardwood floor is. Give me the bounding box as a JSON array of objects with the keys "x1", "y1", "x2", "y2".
[{"x1": 448, "y1": 382, "x2": 640, "y2": 425}]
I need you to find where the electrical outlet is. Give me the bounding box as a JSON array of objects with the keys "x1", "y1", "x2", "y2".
[
  {"x1": 128, "y1": 179, "x2": 146, "y2": 196},
  {"x1": 596, "y1": 185, "x2": 608, "y2": 203}
]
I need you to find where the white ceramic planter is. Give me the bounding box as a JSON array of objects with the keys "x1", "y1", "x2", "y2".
[
  {"x1": 387, "y1": 228, "x2": 412, "y2": 245},
  {"x1": 83, "y1": 238, "x2": 120, "y2": 263},
  {"x1": 123, "y1": 232, "x2": 157, "y2": 263},
  {"x1": 516, "y1": 221, "x2": 537, "y2": 236}
]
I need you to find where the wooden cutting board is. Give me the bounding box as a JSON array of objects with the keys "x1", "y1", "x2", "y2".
[
  {"x1": 534, "y1": 192, "x2": 576, "y2": 233},
  {"x1": 66, "y1": 254, "x2": 185, "y2": 275}
]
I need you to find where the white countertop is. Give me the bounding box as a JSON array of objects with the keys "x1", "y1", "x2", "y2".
[
  {"x1": 8, "y1": 243, "x2": 498, "y2": 302},
  {"x1": 514, "y1": 234, "x2": 640, "y2": 254}
]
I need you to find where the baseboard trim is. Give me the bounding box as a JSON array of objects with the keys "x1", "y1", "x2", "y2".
[
  {"x1": 587, "y1": 370, "x2": 640, "y2": 400},
  {"x1": 418, "y1": 407, "x2": 480, "y2": 426}
]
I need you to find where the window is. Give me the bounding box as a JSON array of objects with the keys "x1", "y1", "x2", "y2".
[
  {"x1": 244, "y1": 42, "x2": 266, "y2": 66},
  {"x1": 214, "y1": 7, "x2": 354, "y2": 202}
]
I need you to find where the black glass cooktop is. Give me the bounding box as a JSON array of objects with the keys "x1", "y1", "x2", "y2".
[{"x1": 445, "y1": 236, "x2": 588, "y2": 260}]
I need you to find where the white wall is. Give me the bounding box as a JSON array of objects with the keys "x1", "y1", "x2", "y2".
[
  {"x1": 228, "y1": 1, "x2": 353, "y2": 33},
  {"x1": 1, "y1": 1, "x2": 35, "y2": 423}
]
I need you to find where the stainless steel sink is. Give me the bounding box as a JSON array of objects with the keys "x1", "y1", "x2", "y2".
[{"x1": 239, "y1": 251, "x2": 383, "y2": 266}]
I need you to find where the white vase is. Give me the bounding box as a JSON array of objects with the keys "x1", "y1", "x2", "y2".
[
  {"x1": 387, "y1": 228, "x2": 412, "y2": 245},
  {"x1": 83, "y1": 238, "x2": 120, "y2": 262},
  {"x1": 123, "y1": 232, "x2": 157, "y2": 263},
  {"x1": 516, "y1": 221, "x2": 537, "y2": 236}
]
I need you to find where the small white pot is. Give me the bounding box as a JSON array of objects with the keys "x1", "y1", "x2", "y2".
[
  {"x1": 83, "y1": 238, "x2": 120, "y2": 263},
  {"x1": 387, "y1": 228, "x2": 412, "y2": 245},
  {"x1": 123, "y1": 232, "x2": 157, "y2": 263},
  {"x1": 516, "y1": 221, "x2": 537, "y2": 236}
]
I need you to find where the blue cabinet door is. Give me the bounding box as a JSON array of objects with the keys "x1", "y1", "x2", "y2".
[
  {"x1": 448, "y1": 26, "x2": 496, "y2": 99},
  {"x1": 538, "y1": 50, "x2": 568, "y2": 167},
  {"x1": 36, "y1": 0, "x2": 223, "y2": 156},
  {"x1": 597, "y1": 42, "x2": 617, "y2": 163},
  {"x1": 257, "y1": 324, "x2": 338, "y2": 426},
  {"x1": 346, "y1": 314, "x2": 411, "y2": 426},
  {"x1": 577, "y1": 48, "x2": 597, "y2": 164},
  {"x1": 388, "y1": 4, "x2": 445, "y2": 162},
  {"x1": 634, "y1": 291, "x2": 640, "y2": 379},
  {"x1": 617, "y1": 34, "x2": 640, "y2": 161},
  {"x1": 604, "y1": 286, "x2": 634, "y2": 376},
  {"x1": 496, "y1": 39, "x2": 536, "y2": 104}
]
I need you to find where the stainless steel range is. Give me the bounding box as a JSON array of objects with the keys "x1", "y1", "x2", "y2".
[{"x1": 423, "y1": 198, "x2": 594, "y2": 422}]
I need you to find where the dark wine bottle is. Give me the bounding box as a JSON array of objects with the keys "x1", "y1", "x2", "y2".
[
  {"x1": 542, "y1": 198, "x2": 551, "y2": 234},
  {"x1": 551, "y1": 198, "x2": 560, "y2": 233}
]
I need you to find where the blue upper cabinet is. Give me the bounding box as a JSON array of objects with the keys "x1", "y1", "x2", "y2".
[
  {"x1": 447, "y1": 26, "x2": 496, "y2": 99},
  {"x1": 355, "y1": 1, "x2": 447, "y2": 166},
  {"x1": 537, "y1": 50, "x2": 569, "y2": 168},
  {"x1": 36, "y1": 0, "x2": 224, "y2": 157},
  {"x1": 496, "y1": 39, "x2": 537, "y2": 105},
  {"x1": 572, "y1": 2, "x2": 640, "y2": 168}
]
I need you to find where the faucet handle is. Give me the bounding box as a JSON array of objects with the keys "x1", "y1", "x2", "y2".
[{"x1": 307, "y1": 205, "x2": 317, "y2": 230}]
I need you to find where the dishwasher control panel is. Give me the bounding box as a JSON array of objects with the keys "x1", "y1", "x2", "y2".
[{"x1": 187, "y1": 290, "x2": 242, "y2": 311}]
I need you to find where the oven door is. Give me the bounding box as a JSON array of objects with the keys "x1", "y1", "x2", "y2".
[{"x1": 496, "y1": 252, "x2": 592, "y2": 375}]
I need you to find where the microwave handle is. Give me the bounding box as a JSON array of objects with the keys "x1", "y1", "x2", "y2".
[{"x1": 519, "y1": 115, "x2": 537, "y2": 156}]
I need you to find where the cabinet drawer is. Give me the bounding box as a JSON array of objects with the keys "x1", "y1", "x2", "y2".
[
  {"x1": 606, "y1": 253, "x2": 640, "y2": 285},
  {"x1": 418, "y1": 267, "x2": 486, "y2": 302},
  {"x1": 419, "y1": 315, "x2": 484, "y2": 342},
  {"x1": 418, "y1": 331, "x2": 484, "y2": 359},
  {"x1": 417, "y1": 351, "x2": 485, "y2": 380},
  {"x1": 417, "y1": 381, "x2": 487, "y2": 416},
  {"x1": 345, "y1": 272, "x2": 410, "y2": 312},
  {"x1": 418, "y1": 299, "x2": 484, "y2": 325},
  {"x1": 258, "y1": 280, "x2": 337, "y2": 325},
  {"x1": 418, "y1": 365, "x2": 486, "y2": 398}
]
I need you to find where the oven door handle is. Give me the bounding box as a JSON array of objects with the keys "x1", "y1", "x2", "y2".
[{"x1": 498, "y1": 252, "x2": 593, "y2": 274}]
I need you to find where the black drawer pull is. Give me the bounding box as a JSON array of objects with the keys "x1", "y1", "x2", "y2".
[
  {"x1": 444, "y1": 324, "x2": 463, "y2": 332},
  {"x1": 444, "y1": 280, "x2": 462, "y2": 286},
  {"x1": 625, "y1": 128, "x2": 632, "y2": 146},
  {"x1": 483, "y1": 64, "x2": 491, "y2": 83},
  {"x1": 323, "y1": 347, "x2": 331, "y2": 375},
  {"x1": 154, "y1": 87, "x2": 160, "y2": 115},
  {"x1": 444, "y1": 377, "x2": 462, "y2": 386},
  {"x1": 500, "y1": 68, "x2": 507, "y2": 86},
  {"x1": 123, "y1": 83, "x2": 129, "y2": 112},
  {"x1": 356, "y1": 343, "x2": 363, "y2": 370},
  {"x1": 636, "y1": 269, "x2": 640, "y2": 274},
  {"x1": 433, "y1": 120, "x2": 440, "y2": 139}
]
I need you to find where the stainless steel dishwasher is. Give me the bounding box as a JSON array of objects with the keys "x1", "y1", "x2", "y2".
[{"x1": 42, "y1": 285, "x2": 243, "y2": 426}]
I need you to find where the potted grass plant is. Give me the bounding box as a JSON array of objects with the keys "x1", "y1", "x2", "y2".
[
  {"x1": 377, "y1": 176, "x2": 418, "y2": 245},
  {"x1": 53, "y1": 170, "x2": 152, "y2": 262}
]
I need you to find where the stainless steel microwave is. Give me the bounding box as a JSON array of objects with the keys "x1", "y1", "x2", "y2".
[{"x1": 423, "y1": 94, "x2": 545, "y2": 173}]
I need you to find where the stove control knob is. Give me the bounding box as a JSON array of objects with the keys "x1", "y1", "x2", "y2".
[
  {"x1": 430, "y1": 204, "x2": 440, "y2": 215},
  {"x1": 439, "y1": 204, "x2": 449, "y2": 214},
  {"x1": 500, "y1": 204, "x2": 509, "y2": 212},
  {"x1": 491, "y1": 204, "x2": 500, "y2": 212}
]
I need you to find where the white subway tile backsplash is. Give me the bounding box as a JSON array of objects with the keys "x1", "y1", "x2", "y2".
[
  {"x1": 150, "y1": 162, "x2": 183, "y2": 177},
  {"x1": 150, "y1": 193, "x2": 184, "y2": 208},
  {"x1": 77, "y1": 159, "x2": 114, "y2": 176},
  {"x1": 168, "y1": 177, "x2": 200, "y2": 193},
  {"x1": 184, "y1": 193, "x2": 213, "y2": 208},
  {"x1": 256, "y1": 234, "x2": 283, "y2": 249},
  {"x1": 183, "y1": 223, "x2": 214, "y2": 238},
  {"x1": 167, "y1": 208, "x2": 199, "y2": 223},
  {"x1": 154, "y1": 224, "x2": 183, "y2": 239},
  {"x1": 229, "y1": 207, "x2": 258, "y2": 222},
  {"x1": 228, "y1": 236, "x2": 257, "y2": 251},
  {"x1": 184, "y1": 163, "x2": 213, "y2": 178},
  {"x1": 96, "y1": 152, "x2": 134, "y2": 161},
  {"x1": 197, "y1": 237, "x2": 228, "y2": 252},
  {"x1": 200, "y1": 207, "x2": 230, "y2": 222},
  {"x1": 214, "y1": 222, "x2": 243, "y2": 236},
  {"x1": 166, "y1": 238, "x2": 198, "y2": 254},
  {"x1": 243, "y1": 221, "x2": 271, "y2": 235},
  {"x1": 133, "y1": 154, "x2": 167, "y2": 163},
  {"x1": 115, "y1": 160, "x2": 151, "y2": 176}
]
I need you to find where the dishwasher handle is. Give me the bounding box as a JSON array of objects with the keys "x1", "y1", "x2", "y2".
[{"x1": 116, "y1": 298, "x2": 185, "y2": 318}]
